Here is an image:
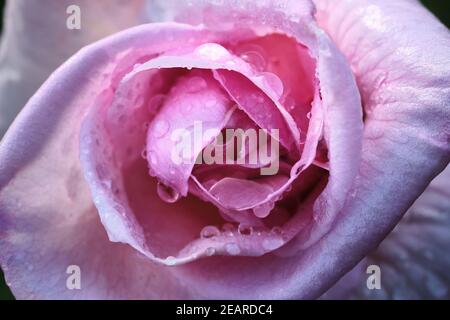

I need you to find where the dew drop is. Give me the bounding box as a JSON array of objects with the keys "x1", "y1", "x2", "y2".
[
  {"x1": 152, "y1": 120, "x2": 170, "y2": 138},
  {"x1": 252, "y1": 93, "x2": 265, "y2": 105},
  {"x1": 253, "y1": 202, "x2": 275, "y2": 218},
  {"x1": 238, "y1": 224, "x2": 253, "y2": 236},
  {"x1": 141, "y1": 149, "x2": 147, "y2": 159},
  {"x1": 240, "y1": 50, "x2": 267, "y2": 72},
  {"x1": 186, "y1": 76, "x2": 207, "y2": 93},
  {"x1": 195, "y1": 43, "x2": 229, "y2": 61},
  {"x1": 306, "y1": 112, "x2": 312, "y2": 119},
  {"x1": 271, "y1": 226, "x2": 283, "y2": 235},
  {"x1": 165, "y1": 256, "x2": 177, "y2": 266},
  {"x1": 289, "y1": 15, "x2": 301, "y2": 23},
  {"x1": 283, "y1": 95, "x2": 296, "y2": 111},
  {"x1": 225, "y1": 243, "x2": 241, "y2": 255},
  {"x1": 205, "y1": 247, "x2": 216, "y2": 256},
  {"x1": 261, "y1": 72, "x2": 284, "y2": 98},
  {"x1": 262, "y1": 237, "x2": 284, "y2": 251},
  {"x1": 147, "y1": 150, "x2": 158, "y2": 166},
  {"x1": 157, "y1": 182, "x2": 180, "y2": 203},
  {"x1": 200, "y1": 225, "x2": 220, "y2": 239}
]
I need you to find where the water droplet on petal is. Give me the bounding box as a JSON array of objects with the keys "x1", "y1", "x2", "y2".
[
  {"x1": 165, "y1": 256, "x2": 177, "y2": 266},
  {"x1": 271, "y1": 226, "x2": 283, "y2": 235},
  {"x1": 147, "y1": 150, "x2": 158, "y2": 166},
  {"x1": 289, "y1": 15, "x2": 301, "y2": 23},
  {"x1": 141, "y1": 149, "x2": 147, "y2": 159},
  {"x1": 253, "y1": 202, "x2": 275, "y2": 218},
  {"x1": 282, "y1": 95, "x2": 296, "y2": 111},
  {"x1": 262, "y1": 237, "x2": 284, "y2": 251},
  {"x1": 261, "y1": 72, "x2": 284, "y2": 98},
  {"x1": 252, "y1": 93, "x2": 265, "y2": 105},
  {"x1": 152, "y1": 120, "x2": 170, "y2": 138},
  {"x1": 200, "y1": 225, "x2": 220, "y2": 239},
  {"x1": 225, "y1": 243, "x2": 241, "y2": 255},
  {"x1": 307, "y1": 112, "x2": 312, "y2": 119},
  {"x1": 195, "y1": 43, "x2": 229, "y2": 61},
  {"x1": 186, "y1": 76, "x2": 207, "y2": 93},
  {"x1": 205, "y1": 247, "x2": 216, "y2": 256},
  {"x1": 240, "y1": 50, "x2": 267, "y2": 72},
  {"x1": 157, "y1": 182, "x2": 180, "y2": 203},
  {"x1": 238, "y1": 224, "x2": 253, "y2": 236}
]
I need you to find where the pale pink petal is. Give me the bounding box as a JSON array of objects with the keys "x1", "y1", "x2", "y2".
[
  {"x1": 322, "y1": 166, "x2": 450, "y2": 299},
  {"x1": 2, "y1": 0, "x2": 447, "y2": 301},
  {"x1": 145, "y1": 70, "x2": 235, "y2": 196},
  {"x1": 0, "y1": 0, "x2": 150, "y2": 136},
  {"x1": 0, "y1": 23, "x2": 224, "y2": 298},
  {"x1": 123, "y1": 42, "x2": 302, "y2": 150}
]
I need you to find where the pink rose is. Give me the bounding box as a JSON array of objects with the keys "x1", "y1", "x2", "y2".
[{"x1": 0, "y1": 0, "x2": 449, "y2": 299}]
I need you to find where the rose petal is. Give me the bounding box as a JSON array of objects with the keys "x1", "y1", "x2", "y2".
[
  {"x1": 123, "y1": 42, "x2": 302, "y2": 150},
  {"x1": 0, "y1": 23, "x2": 226, "y2": 298},
  {"x1": 145, "y1": 70, "x2": 235, "y2": 196},
  {"x1": 322, "y1": 166, "x2": 450, "y2": 299},
  {"x1": 0, "y1": 0, "x2": 148, "y2": 136}
]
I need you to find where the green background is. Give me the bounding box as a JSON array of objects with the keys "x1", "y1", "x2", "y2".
[{"x1": 0, "y1": 0, "x2": 449, "y2": 300}]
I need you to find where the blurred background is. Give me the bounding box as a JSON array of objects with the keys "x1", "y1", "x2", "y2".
[{"x1": 0, "y1": 0, "x2": 449, "y2": 300}]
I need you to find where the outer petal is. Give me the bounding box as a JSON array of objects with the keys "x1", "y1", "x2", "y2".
[
  {"x1": 322, "y1": 166, "x2": 450, "y2": 299},
  {"x1": 293, "y1": 0, "x2": 450, "y2": 297},
  {"x1": 0, "y1": 23, "x2": 221, "y2": 299},
  {"x1": 0, "y1": 0, "x2": 149, "y2": 136}
]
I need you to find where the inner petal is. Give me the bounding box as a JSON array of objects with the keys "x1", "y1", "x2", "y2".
[{"x1": 145, "y1": 69, "x2": 235, "y2": 196}]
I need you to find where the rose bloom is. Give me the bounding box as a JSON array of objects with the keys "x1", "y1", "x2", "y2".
[{"x1": 0, "y1": 0, "x2": 449, "y2": 300}]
